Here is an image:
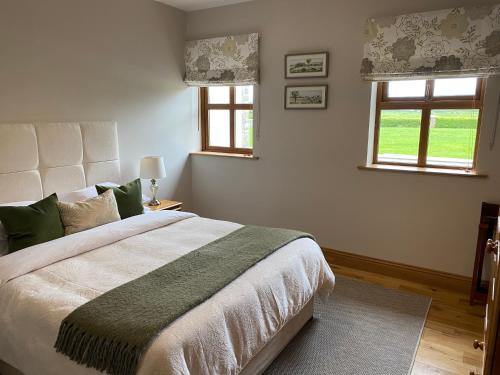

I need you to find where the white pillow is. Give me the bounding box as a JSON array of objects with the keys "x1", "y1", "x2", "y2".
[
  {"x1": 58, "y1": 186, "x2": 98, "y2": 203},
  {"x1": 0, "y1": 201, "x2": 36, "y2": 255},
  {"x1": 58, "y1": 182, "x2": 123, "y2": 203}
]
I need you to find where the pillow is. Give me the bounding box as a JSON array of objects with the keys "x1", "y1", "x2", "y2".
[
  {"x1": 0, "y1": 194, "x2": 64, "y2": 253},
  {"x1": 96, "y1": 179, "x2": 144, "y2": 219},
  {"x1": 0, "y1": 241, "x2": 7, "y2": 256},
  {"x1": 58, "y1": 186, "x2": 98, "y2": 203},
  {"x1": 0, "y1": 201, "x2": 36, "y2": 255},
  {"x1": 99, "y1": 182, "x2": 151, "y2": 204},
  {"x1": 57, "y1": 190, "x2": 121, "y2": 235},
  {"x1": 58, "y1": 182, "x2": 124, "y2": 203}
]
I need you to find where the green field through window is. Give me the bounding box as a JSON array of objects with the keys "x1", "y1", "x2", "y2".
[{"x1": 378, "y1": 110, "x2": 478, "y2": 160}]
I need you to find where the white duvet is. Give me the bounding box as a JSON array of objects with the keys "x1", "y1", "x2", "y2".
[{"x1": 0, "y1": 211, "x2": 335, "y2": 375}]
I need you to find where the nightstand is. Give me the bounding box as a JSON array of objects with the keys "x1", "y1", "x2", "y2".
[{"x1": 145, "y1": 200, "x2": 182, "y2": 212}]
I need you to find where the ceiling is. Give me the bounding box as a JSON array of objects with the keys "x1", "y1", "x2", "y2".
[{"x1": 155, "y1": 0, "x2": 254, "y2": 11}]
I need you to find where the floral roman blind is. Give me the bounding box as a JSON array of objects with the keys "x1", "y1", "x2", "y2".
[
  {"x1": 361, "y1": 4, "x2": 500, "y2": 80},
  {"x1": 184, "y1": 33, "x2": 259, "y2": 87}
]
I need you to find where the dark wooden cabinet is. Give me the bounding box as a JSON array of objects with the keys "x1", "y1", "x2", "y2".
[
  {"x1": 472, "y1": 219, "x2": 500, "y2": 375},
  {"x1": 471, "y1": 203, "x2": 499, "y2": 305}
]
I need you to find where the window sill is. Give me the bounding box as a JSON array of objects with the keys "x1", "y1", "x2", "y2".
[
  {"x1": 358, "y1": 164, "x2": 488, "y2": 178},
  {"x1": 191, "y1": 151, "x2": 260, "y2": 160}
]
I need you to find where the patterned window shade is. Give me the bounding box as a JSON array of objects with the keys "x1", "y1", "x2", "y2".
[
  {"x1": 184, "y1": 33, "x2": 259, "y2": 87},
  {"x1": 361, "y1": 4, "x2": 500, "y2": 81}
]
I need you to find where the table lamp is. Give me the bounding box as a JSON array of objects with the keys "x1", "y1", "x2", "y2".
[{"x1": 140, "y1": 156, "x2": 166, "y2": 206}]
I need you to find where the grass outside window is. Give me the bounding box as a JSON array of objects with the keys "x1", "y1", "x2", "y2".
[{"x1": 373, "y1": 78, "x2": 484, "y2": 171}]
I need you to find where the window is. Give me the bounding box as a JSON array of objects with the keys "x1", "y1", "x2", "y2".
[
  {"x1": 372, "y1": 77, "x2": 485, "y2": 170},
  {"x1": 200, "y1": 86, "x2": 254, "y2": 154}
]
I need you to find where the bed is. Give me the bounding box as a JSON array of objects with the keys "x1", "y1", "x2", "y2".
[{"x1": 0, "y1": 122, "x2": 335, "y2": 375}]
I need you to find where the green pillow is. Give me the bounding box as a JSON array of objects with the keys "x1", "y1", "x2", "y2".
[
  {"x1": 0, "y1": 194, "x2": 65, "y2": 253},
  {"x1": 96, "y1": 179, "x2": 144, "y2": 219}
]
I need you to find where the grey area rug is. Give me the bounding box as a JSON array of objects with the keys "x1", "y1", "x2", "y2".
[{"x1": 265, "y1": 276, "x2": 431, "y2": 375}]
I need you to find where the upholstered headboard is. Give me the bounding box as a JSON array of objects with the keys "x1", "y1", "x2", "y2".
[{"x1": 0, "y1": 122, "x2": 120, "y2": 204}]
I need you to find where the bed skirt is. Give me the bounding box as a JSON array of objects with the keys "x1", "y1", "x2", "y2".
[{"x1": 240, "y1": 296, "x2": 314, "y2": 375}]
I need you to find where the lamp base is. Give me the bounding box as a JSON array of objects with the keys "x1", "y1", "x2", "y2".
[
  {"x1": 148, "y1": 179, "x2": 160, "y2": 206},
  {"x1": 147, "y1": 199, "x2": 161, "y2": 207}
]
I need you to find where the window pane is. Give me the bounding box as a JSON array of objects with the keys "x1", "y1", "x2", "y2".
[
  {"x1": 208, "y1": 86, "x2": 230, "y2": 104},
  {"x1": 387, "y1": 80, "x2": 426, "y2": 98},
  {"x1": 427, "y1": 109, "x2": 479, "y2": 168},
  {"x1": 378, "y1": 110, "x2": 422, "y2": 164},
  {"x1": 208, "y1": 110, "x2": 230, "y2": 147},
  {"x1": 433, "y1": 77, "x2": 477, "y2": 97},
  {"x1": 235, "y1": 110, "x2": 253, "y2": 149},
  {"x1": 235, "y1": 86, "x2": 253, "y2": 104}
]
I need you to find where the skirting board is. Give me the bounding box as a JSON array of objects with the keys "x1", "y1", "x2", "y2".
[
  {"x1": 322, "y1": 248, "x2": 471, "y2": 294},
  {"x1": 0, "y1": 360, "x2": 22, "y2": 375}
]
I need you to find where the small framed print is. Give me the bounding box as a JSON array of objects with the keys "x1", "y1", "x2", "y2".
[
  {"x1": 285, "y1": 85, "x2": 328, "y2": 110},
  {"x1": 285, "y1": 52, "x2": 329, "y2": 79}
]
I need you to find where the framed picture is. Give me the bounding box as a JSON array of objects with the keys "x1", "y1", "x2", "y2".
[
  {"x1": 285, "y1": 52, "x2": 329, "y2": 79},
  {"x1": 285, "y1": 85, "x2": 328, "y2": 109}
]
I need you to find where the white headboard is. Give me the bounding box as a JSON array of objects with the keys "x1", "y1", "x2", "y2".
[{"x1": 0, "y1": 122, "x2": 120, "y2": 204}]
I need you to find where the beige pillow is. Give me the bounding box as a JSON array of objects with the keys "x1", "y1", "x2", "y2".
[{"x1": 57, "y1": 190, "x2": 121, "y2": 235}]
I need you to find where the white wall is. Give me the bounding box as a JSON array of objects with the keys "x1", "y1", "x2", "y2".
[
  {"x1": 187, "y1": 0, "x2": 500, "y2": 276},
  {"x1": 0, "y1": 0, "x2": 199, "y2": 209},
  {"x1": 1, "y1": 0, "x2": 497, "y2": 276}
]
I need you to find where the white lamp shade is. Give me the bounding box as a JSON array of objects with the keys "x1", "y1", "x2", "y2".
[{"x1": 140, "y1": 156, "x2": 166, "y2": 179}]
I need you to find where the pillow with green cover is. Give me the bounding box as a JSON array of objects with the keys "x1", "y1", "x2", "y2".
[
  {"x1": 96, "y1": 179, "x2": 144, "y2": 219},
  {"x1": 0, "y1": 194, "x2": 64, "y2": 253}
]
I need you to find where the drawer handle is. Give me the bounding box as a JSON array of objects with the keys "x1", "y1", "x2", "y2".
[
  {"x1": 473, "y1": 340, "x2": 484, "y2": 350},
  {"x1": 487, "y1": 239, "x2": 499, "y2": 255}
]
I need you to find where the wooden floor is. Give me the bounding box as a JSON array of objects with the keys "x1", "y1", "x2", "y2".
[{"x1": 330, "y1": 264, "x2": 485, "y2": 375}]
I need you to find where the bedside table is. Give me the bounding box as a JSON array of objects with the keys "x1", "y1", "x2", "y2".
[{"x1": 145, "y1": 200, "x2": 182, "y2": 212}]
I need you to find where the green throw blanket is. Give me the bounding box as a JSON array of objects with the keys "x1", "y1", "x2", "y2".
[{"x1": 54, "y1": 225, "x2": 314, "y2": 375}]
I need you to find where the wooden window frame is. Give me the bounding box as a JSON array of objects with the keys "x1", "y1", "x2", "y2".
[
  {"x1": 200, "y1": 86, "x2": 253, "y2": 155},
  {"x1": 373, "y1": 78, "x2": 485, "y2": 171}
]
